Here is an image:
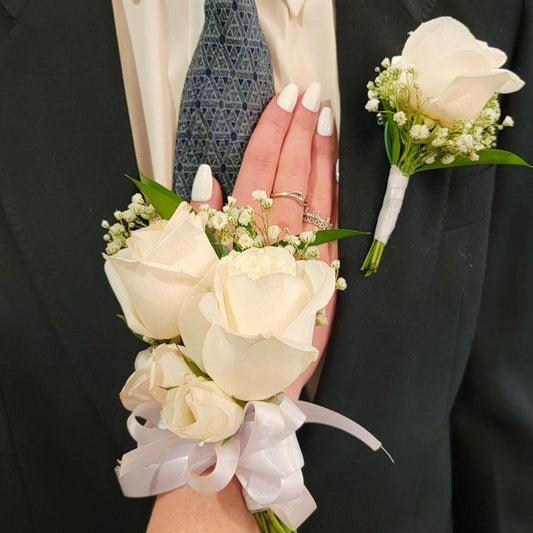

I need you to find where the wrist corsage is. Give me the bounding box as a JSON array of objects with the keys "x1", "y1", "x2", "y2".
[{"x1": 102, "y1": 177, "x2": 388, "y2": 532}]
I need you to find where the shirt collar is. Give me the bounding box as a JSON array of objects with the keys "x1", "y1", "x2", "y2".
[{"x1": 284, "y1": 0, "x2": 306, "y2": 17}]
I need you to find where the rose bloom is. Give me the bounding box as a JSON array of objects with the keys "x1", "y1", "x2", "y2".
[
  {"x1": 395, "y1": 16, "x2": 524, "y2": 126},
  {"x1": 104, "y1": 202, "x2": 218, "y2": 340},
  {"x1": 161, "y1": 378, "x2": 244, "y2": 443},
  {"x1": 120, "y1": 343, "x2": 243, "y2": 442},
  {"x1": 178, "y1": 246, "x2": 336, "y2": 401},
  {"x1": 119, "y1": 343, "x2": 194, "y2": 409}
]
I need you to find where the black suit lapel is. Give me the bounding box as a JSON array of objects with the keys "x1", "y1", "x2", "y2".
[
  {"x1": 0, "y1": 0, "x2": 141, "y2": 451},
  {"x1": 0, "y1": 0, "x2": 29, "y2": 19}
]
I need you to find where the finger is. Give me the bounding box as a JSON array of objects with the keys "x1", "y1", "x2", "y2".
[
  {"x1": 303, "y1": 107, "x2": 337, "y2": 263},
  {"x1": 232, "y1": 83, "x2": 299, "y2": 206},
  {"x1": 270, "y1": 82, "x2": 322, "y2": 234},
  {"x1": 190, "y1": 164, "x2": 223, "y2": 211}
]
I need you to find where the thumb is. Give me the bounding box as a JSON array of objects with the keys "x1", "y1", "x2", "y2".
[{"x1": 190, "y1": 164, "x2": 223, "y2": 212}]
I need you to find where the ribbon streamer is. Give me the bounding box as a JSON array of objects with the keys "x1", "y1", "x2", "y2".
[{"x1": 116, "y1": 395, "x2": 384, "y2": 529}]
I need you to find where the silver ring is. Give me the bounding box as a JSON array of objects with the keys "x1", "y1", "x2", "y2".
[
  {"x1": 303, "y1": 208, "x2": 332, "y2": 230},
  {"x1": 271, "y1": 191, "x2": 307, "y2": 207}
]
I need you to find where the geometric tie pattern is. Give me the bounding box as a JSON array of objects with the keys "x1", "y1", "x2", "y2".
[{"x1": 173, "y1": 0, "x2": 275, "y2": 199}]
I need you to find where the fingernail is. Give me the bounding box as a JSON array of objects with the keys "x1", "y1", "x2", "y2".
[
  {"x1": 277, "y1": 83, "x2": 298, "y2": 113},
  {"x1": 336, "y1": 159, "x2": 340, "y2": 182},
  {"x1": 317, "y1": 107, "x2": 334, "y2": 136},
  {"x1": 302, "y1": 81, "x2": 322, "y2": 112},
  {"x1": 191, "y1": 164, "x2": 213, "y2": 201}
]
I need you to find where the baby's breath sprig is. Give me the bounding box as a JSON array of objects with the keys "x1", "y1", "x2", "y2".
[
  {"x1": 366, "y1": 60, "x2": 514, "y2": 175},
  {"x1": 102, "y1": 193, "x2": 158, "y2": 255},
  {"x1": 202, "y1": 191, "x2": 321, "y2": 260}
]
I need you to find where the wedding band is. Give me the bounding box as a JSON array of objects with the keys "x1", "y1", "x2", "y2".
[
  {"x1": 303, "y1": 208, "x2": 332, "y2": 230},
  {"x1": 271, "y1": 191, "x2": 307, "y2": 207}
]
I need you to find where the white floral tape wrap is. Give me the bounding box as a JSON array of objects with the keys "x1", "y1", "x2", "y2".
[
  {"x1": 117, "y1": 395, "x2": 383, "y2": 530},
  {"x1": 374, "y1": 165, "x2": 410, "y2": 244}
]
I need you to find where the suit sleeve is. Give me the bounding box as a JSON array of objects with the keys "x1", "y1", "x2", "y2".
[{"x1": 451, "y1": 2, "x2": 533, "y2": 531}]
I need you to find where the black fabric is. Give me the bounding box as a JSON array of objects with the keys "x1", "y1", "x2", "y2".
[
  {"x1": 0, "y1": 1, "x2": 152, "y2": 531},
  {"x1": 0, "y1": 1, "x2": 531, "y2": 532},
  {"x1": 299, "y1": 1, "x2": 533, "y2": 532}
]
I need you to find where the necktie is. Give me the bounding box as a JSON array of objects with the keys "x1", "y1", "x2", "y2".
[{"x1": 173, "y1": 0, "x2": 275, "y2": 199}]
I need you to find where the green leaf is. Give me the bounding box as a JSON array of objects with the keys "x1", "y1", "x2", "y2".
[
  {"x1": 384, "y1": 119, "x2": 401, "y2": 166},
  {"x1": 205, "y1": 228, "x2": 230, "y2": 258},
  {"x1": 116, "y1": 314, "x2": 145, "y2": 342},
  {"x1": 313, "y1": 228, "x2": 369, "y2": 246},
  {"x1": 182, "y1": 355, "x2": 211, "y2": 380},
  {"x1": 417, "y1": 149, "x2": 533, "y2": 173},
  {"x1": 127, "y1": 174, "x2": 182, "y2": 220},
  {"x1": 384, "y1": 121, "x2": 393, "y2": 164}
]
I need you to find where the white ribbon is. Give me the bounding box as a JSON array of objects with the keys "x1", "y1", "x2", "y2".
[
  {"x1": 116, "y1": 395, "x2": 384, "y2": 530},
  {"x1": 374, "y1": 165, "x2": 410, "y2": 244}
]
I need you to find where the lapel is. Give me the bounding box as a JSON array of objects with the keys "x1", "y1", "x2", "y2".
[
  {"x1": 0, "y1": 0, "x2": 29, "y2": 19},
  {"x1": 0, "y1": 0, "x2": 141, "y2": 450}
]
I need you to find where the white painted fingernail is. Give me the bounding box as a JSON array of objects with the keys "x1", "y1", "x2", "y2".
[
  {"x1": 191, "y1": 164, "x2": 213, "y2": 201},
  {"x1": 277, "y1": 83, "x2": 298, "y2": 113},
  {"x1": 302, "y1": 81, "x2": 322, "y2": 112},
  {"x1": 317, "y1": 107, "x2": 334, "y2": 136},
  {"x1": 336, "y1": 159, "x2": 340, "y2": 182}
]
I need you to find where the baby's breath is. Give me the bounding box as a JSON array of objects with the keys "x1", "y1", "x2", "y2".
[
  {"x1": 102, "y1": 193, "x2": 158, "y2": 254},
  {"x1": 365, "y1": 61, "x2": 513, "y2": 175}
]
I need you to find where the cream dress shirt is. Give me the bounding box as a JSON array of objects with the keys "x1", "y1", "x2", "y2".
[{"x1": 112, "y1": 0, "x2": 339, "y2": 190}]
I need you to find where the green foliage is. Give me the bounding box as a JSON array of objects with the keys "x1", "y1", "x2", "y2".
[{"x1": 417, "y1": 148, "x2": 532, "y2": 172}]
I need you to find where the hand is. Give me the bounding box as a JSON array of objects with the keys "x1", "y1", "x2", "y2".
[{"x1": 191, "y1": 81, "x2": 338, "y2": 400}]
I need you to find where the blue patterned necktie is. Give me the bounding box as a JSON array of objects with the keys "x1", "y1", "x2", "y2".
[{"x1": 173, "y1": 0, "x2": 275, "y2": 199}]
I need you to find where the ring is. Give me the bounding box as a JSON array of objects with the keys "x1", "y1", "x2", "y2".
[
  {"x1": 303, "y1": 208, "x2": 333, "y2": 230},
  {"x1": 271, "y1": 191, "x2": 307, "y2": 207}
]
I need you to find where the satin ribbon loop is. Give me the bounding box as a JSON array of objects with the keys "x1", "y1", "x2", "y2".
[
  {"x1": 186, "y1": 438, "x2": 240, "y2": 494},
  {"x1": 126, "y1": 401, "x2": 173, "y2": 445}
]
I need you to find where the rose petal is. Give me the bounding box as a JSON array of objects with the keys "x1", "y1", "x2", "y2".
[
  {"x1": 222, "y1": 272, "x2": 311, "y2": 336},
  {"x1": 106, "y1": 254, "x2": 200, "y2": 339},
  {"x1": 202, "y1": 325, "x2": 318, "y2": 401},
  {"x1": 104, "y1": 257, "x2": 150, "y2": 338},
  {"x1": 433, "y1": 69, "x2": 525, "y2": 125},
  {"x1": 178, "y1": 265, "x2": 217, "y2": 370}
]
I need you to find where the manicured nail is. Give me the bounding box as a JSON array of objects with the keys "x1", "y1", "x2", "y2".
[
  {"x1": 317, "y1": 107, "x2": 334, "y2": 136},
  {"x1": 302, "y1": 81, "x2": 322, "y2": 112},
  {"x1": 336, "y1": 159, "x2": 340, "y2": 182},
  {"x1": 191, "y1": 164, "x2": 213, "y2": 201},
  {"x1": 277, "y1": 83, "x2": 298, "y2": 113}
]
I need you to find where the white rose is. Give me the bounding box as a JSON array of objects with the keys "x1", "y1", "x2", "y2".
[
  {"x1": 398, "y1": 16, "x2": 524, "y2": 126},
  {"x1": 119, "y1": 343, "x2": 193, "y2": 409},
  {"x1": 178, "y1": 246, "x2": 336, "y2": 400},
  {"x1": 161, "y1": 378, "x2": 244, "y2": 442},
  {"x1": 104, "y1": 202, "x2": 218, "y2": 340},
  {"x1": 119, "y1": 347, "x2": 154, "y2": 411}
]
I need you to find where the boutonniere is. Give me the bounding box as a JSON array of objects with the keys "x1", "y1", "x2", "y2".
[{"x1": 361, "y1": 16, "x2": 531, "y2": 275}]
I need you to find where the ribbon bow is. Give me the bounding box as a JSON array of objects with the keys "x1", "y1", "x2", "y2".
[{"x1": 117, "y1": 395, "x2": 385, "y2": 530}]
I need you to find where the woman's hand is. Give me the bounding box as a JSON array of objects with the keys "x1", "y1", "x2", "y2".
[
  {"x1": 191, "y1": 81, "x2": 338, "y2": 400},
  {"x1": 148, "y1": 83, "x2": 337, "y2": 533}
]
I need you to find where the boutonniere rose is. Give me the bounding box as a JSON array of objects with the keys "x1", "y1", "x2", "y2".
[
  {"x1": 178, "y1": 246, "x2": 336, "y2": 401},
  {"x1": 104, "y1": 202, "x2": 218, "y2": 340},
  {"x1": 361, "y1": 16, "x2": 530, "y2": 275}
]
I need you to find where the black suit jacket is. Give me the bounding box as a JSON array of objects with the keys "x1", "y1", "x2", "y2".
[{"x1": 0, "y1": 1, "x2": 532, "y2": 532}]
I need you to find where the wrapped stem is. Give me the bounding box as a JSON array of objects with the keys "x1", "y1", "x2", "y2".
[
  {"x1": 361, "y1": 165, "x2": 409, "y2": 275},
  {"x1": 255, "y1": 509, "x2": 297, "y2": 533}
]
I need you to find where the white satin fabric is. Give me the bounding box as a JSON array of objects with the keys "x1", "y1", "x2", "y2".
[
  {"x1": 117, "y1": 395, "x2": 383, "y2": 529},
  {"x1": 111, "y1": 0, "x2": 339, "y2": 190}
]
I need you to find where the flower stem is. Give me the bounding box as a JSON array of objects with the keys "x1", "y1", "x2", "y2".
[
  {"x1": 254, "y1": 510, "x2": 297, "y2": 533},
  {"x1": 360, "y1": 239, "x2": 386, "y2": 276}
]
